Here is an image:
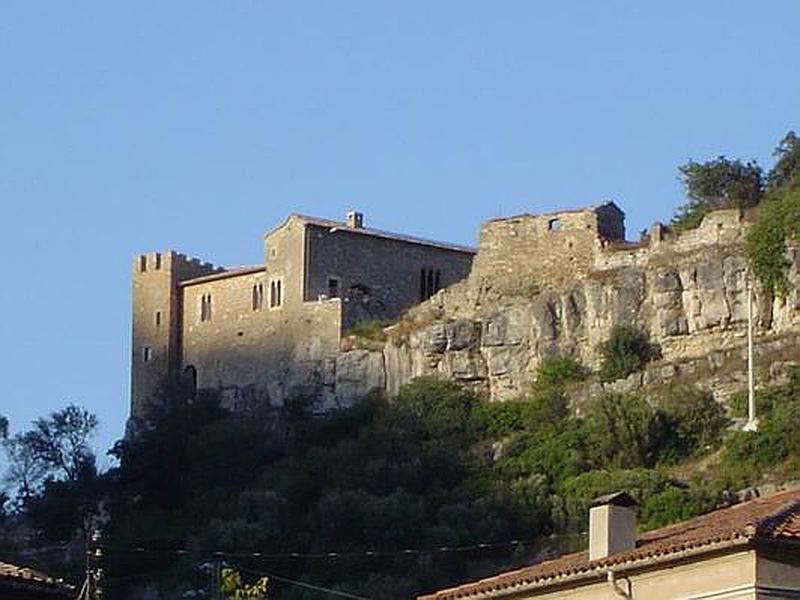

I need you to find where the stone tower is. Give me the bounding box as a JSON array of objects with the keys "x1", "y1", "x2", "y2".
[{"x1": 130, "y1": 251, "x2": 222, "y2": 419}]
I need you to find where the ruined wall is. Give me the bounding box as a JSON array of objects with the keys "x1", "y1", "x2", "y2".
[
  {"x1": 304, "y1": 224, "x2": 474, "y2": 328},
  {"x1": 470, "y1": 204, "x2": 624, "y2": 290}
]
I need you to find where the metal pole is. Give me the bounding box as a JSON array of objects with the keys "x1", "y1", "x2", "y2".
[{"x1": 744, "y1": 276, "x2": 758, "y2": 432}]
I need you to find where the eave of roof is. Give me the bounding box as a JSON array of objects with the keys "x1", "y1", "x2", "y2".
[
  {"x1": 419, "y1": 486, "x2": 800, "y2": 600},
  {"x1": 0, "y1": 561, "x2": 72, "y2": 596},
  {"x1": 180, "y1": 265, "x2": 264, "y2": 287},
  {"x1": 266, "y1": 213, "x2": 476, "y2": 255}
]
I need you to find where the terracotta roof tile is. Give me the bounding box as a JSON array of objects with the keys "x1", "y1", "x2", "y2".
[
  {"x1": 419, "y1": 486, "x2": 800, "y2": 599},
  {"x1": 0, "y1": 560, "x2": 72, "y2": 594}
]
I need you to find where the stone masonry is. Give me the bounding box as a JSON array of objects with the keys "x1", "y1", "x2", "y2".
[{"x1": 130, "y1": 212, "x2": 474, "y2": 418}]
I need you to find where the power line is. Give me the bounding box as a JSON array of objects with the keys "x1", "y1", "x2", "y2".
[
  {"x1": 98, "y1": 535, "x2": 569, "y2": 561},
  {"x1": 236, "y1": 566, "x2": 370, "y2": 600}
]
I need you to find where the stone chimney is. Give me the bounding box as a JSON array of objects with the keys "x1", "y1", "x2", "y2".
[
  {"x1": 589, "y1": 491, "x2": 638, "y2": 561},
  {"x1": 346, "y1": 211, "x2": 364, "y2": 229}
]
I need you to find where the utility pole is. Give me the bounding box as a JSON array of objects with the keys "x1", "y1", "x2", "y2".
[
  {"x1": 743, "y1": 275, "x2": 759, "y2": 432},
  {"x1": 80, "y1": 519, "x2": 104, "y2": 600}
]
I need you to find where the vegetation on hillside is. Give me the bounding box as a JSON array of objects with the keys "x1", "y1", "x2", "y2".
[{"x1": 6, "y1": 364, "x2": 800, "y2": 599}]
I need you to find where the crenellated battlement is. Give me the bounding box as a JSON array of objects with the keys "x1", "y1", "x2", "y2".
[{"x1": 133, "y1": 250, "x2": 225, "y2": 282}]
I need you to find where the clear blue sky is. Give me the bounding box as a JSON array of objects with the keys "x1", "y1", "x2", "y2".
[{"x1": 1, "y1": 1, "x2": 798, "y2": 464}]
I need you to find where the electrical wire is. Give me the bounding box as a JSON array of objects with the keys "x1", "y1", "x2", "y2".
[
  {"x1": 98, "y1": 534, "x2": 576, "y2": 561},
  {"x1": 236, "y1": 566, "x2": 370, "y2": 600}
]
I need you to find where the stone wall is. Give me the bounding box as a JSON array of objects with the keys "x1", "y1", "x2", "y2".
[
  {"x1": 305, "y1": 223, "x2": 474, "y2": 328},
  {"x1": 130, "y1": 251, "x2": 222, "y2": 419},
  {"x1": 470, "y1": 203, "x2": 624, "y2": 291}
]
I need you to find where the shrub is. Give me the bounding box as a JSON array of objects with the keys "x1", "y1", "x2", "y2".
[
  {"x1": 474, "y1": 388, "x2": 568, "y2": 438},
  {"x1": 345, "y1": 318, "x2": 395, "y2": 340},
  {"x1": 584, "y1": 393, "x2": 668, "y2": 468},
  {"x1": 654, "y1": 385, "x2": 728, "y2": 460},
  {"x1": 536, "y1": 356, "x2": 585, "y2": 387},
  {"x1": 598, "y1": 325, "x2": 661, "y2": 383}
]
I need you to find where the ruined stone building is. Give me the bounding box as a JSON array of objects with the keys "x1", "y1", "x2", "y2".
[{"x1": 130, "y1": 211, "x2": 475, "y2": 418}]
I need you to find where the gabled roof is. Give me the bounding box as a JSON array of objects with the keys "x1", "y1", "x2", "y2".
[
  {"x1": 266, "y1": 213, "x2": 476, "y2": 255},
  {"x1": 419, "y1": 486, "x2": 800, "y2": 600},
  {"x1": 0, "y1": 561, "x2": 73, "y2": 597}
]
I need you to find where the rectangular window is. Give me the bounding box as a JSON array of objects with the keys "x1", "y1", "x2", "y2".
[
  {"x1": 142, "y1": 347, "x2": 152, "y2": 362},
  {"x1": 420, "y1": 268, "x2": 443, "y2": 301},
  {"x1": 139, "y1": 255, "x2": 147, "y2": 272},
  {"x1": 154, "y1": 252, "x2": 162, "y2": 269},
  {"x1": 155, "y1": 311, "x2": 161, "y2": 327},
  {"x1": 252, "y1": 283, "x2": 264, "y2": 311},
  {"x1": 328, "y1": 277, "x2": 340, "y2": 298}
]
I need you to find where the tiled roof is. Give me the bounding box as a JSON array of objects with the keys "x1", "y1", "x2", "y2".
[
  {"x1": 273, "y1": 214, "x2": 477, "y2": 255},
  {"x1": 0, "y1": 560, "x2": 72, "y2": 595},
  {"x1": 419, "y1": 486, "x2": 800, "y2": 600}
]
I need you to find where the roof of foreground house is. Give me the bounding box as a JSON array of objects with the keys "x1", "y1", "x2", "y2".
[
  {"x1": 419, "y1": 486, "x2": 800, "y2": 600},
  {"x1": 0, "y1": 560, "x2": 73, "y2": 597}
]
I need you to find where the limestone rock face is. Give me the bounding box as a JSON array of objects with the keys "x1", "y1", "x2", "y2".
[
  {"x1": 334, "y1": 350, "x2": 385, "y2": 407},
  {"x1": 336, "y1": 212, "x2": 800, "y2": 403}
]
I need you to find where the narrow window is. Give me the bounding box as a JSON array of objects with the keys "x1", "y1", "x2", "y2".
[
  {"x1": 200, "y1": 294, "x2": 212, "y2": 321},
  {"x1": 142, "y1": 346, "x2": 152, "y2": 362},
  {"x1": 270, "y1": 282, "x2": 276, "y2": 308},
  {"x1": 155, "y1": 311, "x2": 161, "y2": 327},
  {"x1": 420, "y1": 268, "x2": 427, "y2": 302},
  {"x1": 427, "y1": 269, "x2": 435, "y2": 299},
  {"x1": 139, "y1": 255, "x2": 147, "y2": 272},
  {"x1": 252, "y1": 283, "x2": 264, "y2": 311},
  {"x1": 154, "y1": 252, "x2": 162, "y2": 270},
  {"x1": 276, "y1": 280, "x2": 282, "y2": 307},
  {"x1": 328, "y1": 277, "x2": 340, "y2": 298},
  {"x1": 434, "y1": 270, "x2": 441, "y2": 294}
]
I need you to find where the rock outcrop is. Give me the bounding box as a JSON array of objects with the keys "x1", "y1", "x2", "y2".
[{"x1": 333, "y1": 208, "x2": 800, "y2": 405}]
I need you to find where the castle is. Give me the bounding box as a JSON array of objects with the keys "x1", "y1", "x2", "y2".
[{"x1": 130, "y1": 211, "x2": 475, "y2": 417}]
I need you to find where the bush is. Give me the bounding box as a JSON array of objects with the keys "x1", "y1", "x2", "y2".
[
  {"x1": 598, "y1": 325, "x2": 661, "y2": 383},
  {"x1": 585, "y1": 393, "x2": 668, "y2": 468},
  {"x1": 654, "y1": 385, "x2": 728, "y2": 460},
  {"x1": 474, "y1": 387, "x2": 568, "y2": 438},
  {"x1": 536, "y1": 356, "x2": 585, "y2": 387}
]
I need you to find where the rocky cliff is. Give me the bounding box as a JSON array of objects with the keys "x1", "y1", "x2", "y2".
[{"x1": 332, "y1": 208, "x2": 800, "y2": 406}]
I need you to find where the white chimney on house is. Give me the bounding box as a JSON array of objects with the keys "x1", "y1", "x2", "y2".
[
  {"x1": 346, "y1": 211, "x2": 364, "y2": 229},
  {"x1": 589, "y1": 491, "x2": 638, "y2": 561}
]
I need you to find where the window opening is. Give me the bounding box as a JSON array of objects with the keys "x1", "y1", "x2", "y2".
[
  {"x1": 142, "y1": 346, "x2": 152, "y2": 362},
  {"x1": 139, "y1": 255, "x2": 147, "y2": 272},
  {"x1": 270, "y1": 279, "x2": 283, "y2": 308},
  {"x1": 154, "y1": 252, "x2": 162, "y2": 269},
  {"x1": 328, "y1": 277, "x2": 340, "y2": 298},
  {"x1": 420, "y1": 268, "x2": 443, "y2": 301},
  {"x1": 548, "y1": 218, "x2": 563, "y2": 232},
  {"x1": 252, "y1": 283, "x2": 264, "y2": 311},
  {"x1": 200, "y1": 294, "x2": 212, "y2": 321},
  {"x1": 155, "y1": 311, "x2": 161, "y2": 327}
]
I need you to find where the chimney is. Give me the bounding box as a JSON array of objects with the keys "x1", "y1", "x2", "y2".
[
  {"x1": 346, "y1": 211, "x2": 364, "y2": 229},
  {"x1": 589, "y1": 491, "x2": 638, "y2": 561}
]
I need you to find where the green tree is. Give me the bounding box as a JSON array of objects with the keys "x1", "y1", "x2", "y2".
[
  {"x1": 21, "y1": 404, "x2": 98, "y2": 482},
  {"x1": 746, "y1": 185, "x2": 800, "y2": 296},
  {"x1": 0, "y1": 414, "x2": 7, "y2": 439},
  {"x1": 673, "y1": 157, "x2": 763, "y2": 230},
  {"x1": 767, "y1": 131, "x2": 800, "y2": 192},
  {"x1": 585, "y1": 393, "x2": 667, "y2": 468},
  {"x1": 598, "y1": 325, "x2": 661, "y2": 383}
]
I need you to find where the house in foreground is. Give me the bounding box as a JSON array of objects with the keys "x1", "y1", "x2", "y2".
[
  {"x1": 420, "y1": 486, "x2": 800, "y2": 600},
  {"x1": 0, "y1": 561, "x2": 73, "y2": 599}
]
